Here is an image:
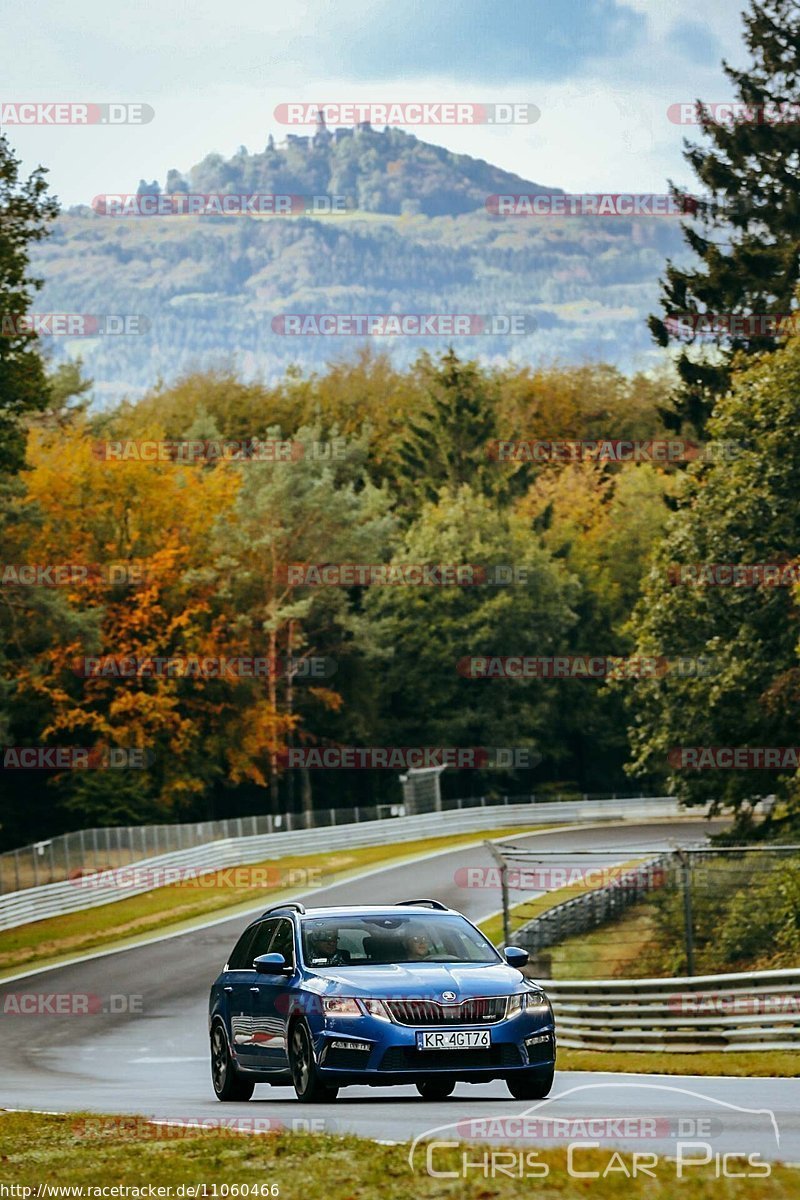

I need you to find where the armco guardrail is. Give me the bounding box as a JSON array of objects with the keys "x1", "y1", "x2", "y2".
[
  {"x1": 511, "y1": 854, "x2": 676, "y2": 954},
  {"x1": 0, "y1": 791, "x2": 664, "y2": 893},
  {"x1": 541, "y1": 968, "x2": 800, "y2": 1051},
  {"x1": 0, "y1": 796, "x2": 683, "y2": 931}
]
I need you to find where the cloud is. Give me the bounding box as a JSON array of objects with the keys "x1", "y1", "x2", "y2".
[
  {"x1": 0, "y1": 0, "x2": 748, "y2": 206},
  {"x1": 666, "y1": 20, "x2": 724, "y2": 66},
  {"x1": 298, "y1": 0, "x2": 648, "y2": 84}
]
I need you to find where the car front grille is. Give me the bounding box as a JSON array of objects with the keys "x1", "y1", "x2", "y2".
[
  {"x1": 378, "y1": 1044, "x2": 522, "y2": 1071},
  {"x1": 385, "y1": 997, "x2": 508, "y2": 1025}
]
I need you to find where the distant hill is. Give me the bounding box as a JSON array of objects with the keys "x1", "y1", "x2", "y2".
[
  {"x1": 158, "y1": 121, "x2": 562, "y2": 218},
  {"x1": 32, "y1": 125, "x2": 687, "y2": 401}
]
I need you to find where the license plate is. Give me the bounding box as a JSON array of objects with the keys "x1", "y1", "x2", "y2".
[{"x1": 416, "y1": 1029, "x2": 491, "y2": 1050}]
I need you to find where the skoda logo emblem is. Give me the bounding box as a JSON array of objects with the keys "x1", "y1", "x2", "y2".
[{"x1": 442, "y1": 991, "x2": 457, "y2": 1002}]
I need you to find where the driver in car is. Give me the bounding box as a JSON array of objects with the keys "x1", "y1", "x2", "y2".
[
  {"x1": 406, "y1": 930, "x2": 433, "y2": 960},
  {"x1": 307, "y1": 924, "x2": 351, "y2": 966}
]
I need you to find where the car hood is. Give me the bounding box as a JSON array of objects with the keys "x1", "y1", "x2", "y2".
[{"x1": 308, "y1": 961, "x2": 533, "y2": 998}]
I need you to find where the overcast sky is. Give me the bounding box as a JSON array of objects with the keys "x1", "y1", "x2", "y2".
[{"x1": 1, "y1": 0, "x2": 750, "y2": 207}]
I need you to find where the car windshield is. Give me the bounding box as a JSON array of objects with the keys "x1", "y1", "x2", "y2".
[{"x1": 300, "y1": 913, "x2": 500, "y2": 966}]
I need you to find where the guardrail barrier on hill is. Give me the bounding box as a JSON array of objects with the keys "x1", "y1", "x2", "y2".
[
  {"x1": 0, "y1": 791, "x2": 665, "y2": 894},
  {"x1": 511, "y1": 853, "x2": 673, "y2": 953},
  {"x1": 0, "y1": 795, "x2": 683, "y2": 931}
]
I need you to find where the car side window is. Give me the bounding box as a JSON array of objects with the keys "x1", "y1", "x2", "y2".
[
  {"x1": 268, "y1": 918, "x2": 296, "y2": 968},
  {"x1": 248, "y1": 919, "x2": 279, "y2": 965},
  {"x1": 227, "y1": 925, "x2": 258, "y2": 970}
]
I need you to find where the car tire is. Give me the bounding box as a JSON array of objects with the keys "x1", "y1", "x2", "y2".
[
  {"x1": 211, "y1": 1021, "x2": 255, "y2": 1102},
  {"x1": 289, "y1": 1021, "x2": 339, "y2": 1103},
  {"x1": 416, "y1": 1079, "x2": 456, "y2": 1100},
  {"x1": 506, "y1": 1065, "x2": 554, "y2": 1100}
]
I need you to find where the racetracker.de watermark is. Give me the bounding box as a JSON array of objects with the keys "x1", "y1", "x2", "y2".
[
  {"x1": 668, "y1": 747, "x2": 800, "y2": 770},
  {"x1": 453, "y1": 1114, "x2": 724, "y2": 1141},
  {"x1": 0, "y1": 563, "x2": 151, "y2": 586},
  {"x1": 69, "y1": 864, "x2": 324, "y2": 890},
  {"x1": 277, "y1": 563, "x2": 529, "y2": 586},
  {"x1": 456, "y1": 655, "x2": 723, "y2": 680},
  {"x1": 667, "y1": 101, "x2": 800, "y2": 125},
  {"x1": 668, "y1": 563, "x2": 800, "y2": 586},
  {"x1": 0, "y1": 314, "x2": 149, "y2": 337},
  {"x1": 2, "y1": 746, "x2": 152, "y2": 770},
  {"x1": 3, "y1": 992, "x2": 142, "y2": 1015},
  {"x1": 454, "y1": 863, "x2": 664, "y2": 889},
  {"x1": 72, "y1": 1116, "x2": 332, "y2": 1140},
  {"x1": 486, "y1": 193, "x2": 704, "y2": 217},
  {"x1": 278, "y1": 747, "x2": 540, "y2": 769},
  {"x1": 274, "y1": 102, "x2": 540, "y2": 125},
  {"x1": 271, "y1": 314, "x2": 534, "y2": 336},
  {"x1": 90, "y1": 437, "x2": 345, "y2": 463},
  {"x1": 91, "y1": 193, "x2": 349, "y2": 216},
  {"x1": 73, "y1": 655, "x2": 337, "y2": 680},
  {"x1": 0, "y1": 102, "x2": 154, "y2": 125},
  {"x1": 665, "y1": 312, "x2": 800, "y2": 339},
  {"x1": 487, "y1": 438, "x2": 733, "y2": 463},
  {"x1": 668, "y1": 991, "x2": 800, "y2": 1015}
]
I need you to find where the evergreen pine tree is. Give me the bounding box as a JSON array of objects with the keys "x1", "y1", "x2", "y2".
[
  {"x1": 392, "y1": 350, "x2": 518, "y2": 512},
  {"x1": 650, "y1": 0, "x2": 800, "y2": 434},
  {"x1": 0, "y1": 134, "x2": 58, "y2": 474}
]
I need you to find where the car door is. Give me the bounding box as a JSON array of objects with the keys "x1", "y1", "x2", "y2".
[
  {"x1": 227, "y1": 918, "x2": 278, "y2": 1066},
  {"x1": 245, "y1": 917, "x2": 296, "y2": 1071}
]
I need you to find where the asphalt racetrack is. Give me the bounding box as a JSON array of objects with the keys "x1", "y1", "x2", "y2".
[{"x1": 2, "y1": 818, "x2": 798, "y2": 1166}]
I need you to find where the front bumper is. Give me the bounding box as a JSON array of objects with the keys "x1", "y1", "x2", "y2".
[{"x1": 313, "y1": 1011, "x2": 556, "y2": 1084}]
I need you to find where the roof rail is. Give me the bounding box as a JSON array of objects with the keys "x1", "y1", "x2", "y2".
[
  {"x1": 395, "y1": 898, "x2": 449, "y2": 910},
  {"x1": 261, "y1": 902, "x2": 306, "y2": 917}
]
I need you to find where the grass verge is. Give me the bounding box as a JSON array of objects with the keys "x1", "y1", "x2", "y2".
[
  {"x1": 546, "y1": 908, "x2": 656, "y2": 979},
  {"x1": 0, "y1": 1112, "x2": 796, "y2": 1199},
  {"x1": 557, "y1": 1047, "x2": 800, "y2": 1076},
  {"x1": 0, "y1": 824, "x2": 549, "y2": 978}
]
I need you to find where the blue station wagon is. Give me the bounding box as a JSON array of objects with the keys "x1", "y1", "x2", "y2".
[{"x1": 209, "y1": 900, "x2": 556, "y2": 1102}]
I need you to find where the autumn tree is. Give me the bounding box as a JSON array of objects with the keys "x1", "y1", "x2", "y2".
[{"x1": 208, "y1": 425, "x2": 396, "y2": 815}]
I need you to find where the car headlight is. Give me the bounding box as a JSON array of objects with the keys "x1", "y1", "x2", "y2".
[
  {"x1": 506, "y1": 992, "x2": 527, "y2": 1018},
  {"x1": 322, "y1": 996, "x2": 362, "y2": 1017},
  {"x1": 506, "y1": 989, "x2": 551, "y2": 1018},
  {"x1": 362, "y1": 998, "x2": 391, "y2": 1020},
  {"x1": 525, "y1": 989, "x2": 553, "y2": 1017}
]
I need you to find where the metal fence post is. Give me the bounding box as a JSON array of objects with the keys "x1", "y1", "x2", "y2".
[
  {"x1": 485, "y1": 841, "x2": 511, "y2": 947},
  {"x1": 676, "y1": 848, "x2": 695, "y2": 976}
]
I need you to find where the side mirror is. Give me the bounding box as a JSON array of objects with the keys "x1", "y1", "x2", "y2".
[
  {"x1": 254, "y1": 952, "x2": 290, "y2": 975},
  {"x1": 504, "y1": 946, "x2": 529, "y2": 968}
]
